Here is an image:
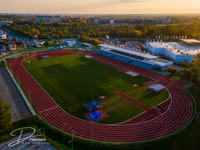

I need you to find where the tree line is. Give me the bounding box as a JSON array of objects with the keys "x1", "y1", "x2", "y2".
[
  {"x1": 168, "y1": 54, "x2": 200, "y2": 86},
  {"x1": 4, "y1": 20, "x2": 200, "y2": 39}
]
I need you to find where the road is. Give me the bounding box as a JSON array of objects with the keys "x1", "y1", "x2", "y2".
[{"x1": 0, "y1": 67, "x2": 32, "y2": 122}]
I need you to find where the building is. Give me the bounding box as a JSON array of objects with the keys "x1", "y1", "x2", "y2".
[
  {"x1": 0, "y1": 41, "x2": 26, "y2": 51},
  {"x1": 20, "y1": 17, "x2": 33, "y2": 23},
  {"x1": 0, "y1": 30, "x2": 7, "y2": 40},
  {"x1": 82, "y1": 43, "x2": 93, "y2": 48},
  {"x1": 93, "y1": 19, "x2": 115, "y2": 25},
  {"x1": 35, "y1": 16, "x2": 61, "y2": 23},
  {"x1": 0, "y1": 20, "x2": 13, "y2": 26},
  {"x1": 159, "y1": 17, "x2": 171, "y2": 24},
  {"x1": 98, "y1": 44, "x2": 173, "y2": 70},
  {"x1": 94, "y1": 19, "x2": 100, "y2": 24},
  {"x1": 110, "y1": 20, "x2": 115, "y2": 24},
  {"x1": 146, "y1": 42, "x2": 200, "y2": 63},
  {"x1": 180, "y1": 39, "x2": 200, "y2": 45},
  {"x1": 62, "y1": 38, "x2": 77, "y2": 47}
]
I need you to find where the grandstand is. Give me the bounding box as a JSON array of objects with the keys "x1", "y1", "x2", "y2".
[
  {"x1": 146, "y1": 42, "x2": 200, "y2": 63},
  {"x1": 99, "y1": 44, "x2": 173, "y2": 70}
]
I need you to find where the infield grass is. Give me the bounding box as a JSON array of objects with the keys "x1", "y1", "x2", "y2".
[{"x1": 24, "y1": 54, "x2": 154, "y2": 123}]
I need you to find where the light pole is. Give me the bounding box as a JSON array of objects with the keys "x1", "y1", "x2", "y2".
[{"x1": 68, "y1": 128, "x2": 75, "y2": 150}]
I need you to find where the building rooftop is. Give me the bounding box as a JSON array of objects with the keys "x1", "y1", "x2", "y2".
[
  {"x1": 180, "y1": 39, "x2": 200, "y2": 44},
  {"x1": 147, "y1": 42, "x2": 200, "y2": 55},
  {"x1": 100, "y1": 44, "x2": 158, "y2": 59}
]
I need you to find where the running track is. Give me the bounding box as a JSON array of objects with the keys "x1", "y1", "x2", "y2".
[{"x1": 7, "y1": 50, "x2": 194, "y2": 143}]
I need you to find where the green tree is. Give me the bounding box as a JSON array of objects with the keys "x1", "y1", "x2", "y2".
[
  {"x1": 182, "y1": 53, "x2": 200, "y2": 85},
  {"x1": 168, "y1": 67, "x2": 178, "y2": 75},
  {"x1": 0, "y1": 100, "x2": 12, "y2": 133},
  {"x1": 192, "y1": 53, "x2": 200, "y2": 84}
]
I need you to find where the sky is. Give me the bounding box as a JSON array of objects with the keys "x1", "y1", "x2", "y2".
[{"x1": 0, "y1": 0, "x2": 200, "y2": 14}]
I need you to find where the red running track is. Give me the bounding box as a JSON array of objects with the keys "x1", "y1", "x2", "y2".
[{"x1": 7, "y1": 50, "x2": 194, "y2": 143}]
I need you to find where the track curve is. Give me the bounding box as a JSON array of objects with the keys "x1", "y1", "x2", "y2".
[{"x1": 7, "y1": 50, "x2": 194, "y2": 143}]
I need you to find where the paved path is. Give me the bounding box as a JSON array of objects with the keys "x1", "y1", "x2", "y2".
[
  {"x1": 0, "y1": 68, "x2": 32, "y2": 122},
  {"x1": 115, "y1": 91, "x2": 150, "y2": 111}
]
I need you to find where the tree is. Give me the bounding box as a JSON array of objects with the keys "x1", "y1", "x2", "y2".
[
  {"x1": 191, "y1": 53, "x2": 200, "y2": 85},
  {"x1": 168, "y1": 67, "x2": 178, "y2": 75},
  {"x1": 182, "y1": 53, "x2": 200, "y2": 85},
  {"x1": 0, "y1": 100, "x2": 12, "y2": 133}
]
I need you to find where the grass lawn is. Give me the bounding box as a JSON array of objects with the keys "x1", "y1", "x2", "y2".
[
  {"x1": 138, "y1": 90, "x2": 169, "y2": 108},
  {"x1": 24, "y1": 54, "x2": 149, "y2": 123},
  {"x1": 128, "y1": 86, "x2": 149, "y2": 98},
  {"x1": 98, "y1": 102, "x2": 144, "y2": 124},
  {"x1": 128, "y1": 86, "x2": 169, "y2": 108},
  {"x1": 101, "y1": 98, "x2": 124, "y2": 110}
]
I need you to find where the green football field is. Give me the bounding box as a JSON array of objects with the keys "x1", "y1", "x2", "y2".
[{"x1": 24, "y1": 54, "x2": 168, "y2": 124}]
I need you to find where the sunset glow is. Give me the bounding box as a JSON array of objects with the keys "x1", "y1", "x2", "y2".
[{"x1": 1, "y1": 0, "x2": 200, "y2": 14}]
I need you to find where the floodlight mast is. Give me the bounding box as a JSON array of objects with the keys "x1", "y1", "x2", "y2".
[{"x1": 92, "y1": 89, "x2": 94, "y2": 101}]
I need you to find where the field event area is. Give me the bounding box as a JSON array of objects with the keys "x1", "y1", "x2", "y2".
[{"x1": 24, "y1": 53, "x2": 169, "y2": 124}]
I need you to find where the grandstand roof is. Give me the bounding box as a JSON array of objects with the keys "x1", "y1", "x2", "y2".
[
  {"x1": 100, "y1": 44, "x2": 158, "y2": 59},
  {"x1": 147, "y1": 42, "x2": 200, "y2": 55}
]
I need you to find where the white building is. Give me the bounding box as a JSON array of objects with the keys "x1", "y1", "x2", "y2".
[
  {"x1": 0, "y1": 30, "x2": 7, "y2": 40},
  {"x1": 146, "y1": 42, "x2": 200, "y2": 63},
  {"x1": 94, "y1": 19, "x2": 100, "y2": 24},
  {"x1": 35, "y1": 16, "x2": 61, "y2": 23},
  {"x1": 110, "y1": 20, "x2": 115, "y2": 24},
  {"x1": 0, "y1": 20, "x2": 13, "y2": 26},
  {"x1": 94, "y1": 19, "x2": 115, "y2": 25}
]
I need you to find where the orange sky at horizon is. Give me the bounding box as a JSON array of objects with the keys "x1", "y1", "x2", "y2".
[{"x1": 1, "y1": 0, "x2": 200, "y2": 14}]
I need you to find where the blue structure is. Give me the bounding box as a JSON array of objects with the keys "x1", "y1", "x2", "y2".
[
  {"x1": 146, "y1": 42, "x2": 200, "y2": 63},
  {"x1": 88, "y1": 111, "x2": 102, "y2": 121},
  {"x1": 84, "y1": 101, "x2": 102, "y2": 111},
  {"x1": 96, "y1": 49, "x2": 172, "y2": 70},
  {"x1": 149, "y1": 84, "x2": 165, "y2": 92},
  {"x1": 42, "y1": 56, "x2": 49, "y2": 59}
]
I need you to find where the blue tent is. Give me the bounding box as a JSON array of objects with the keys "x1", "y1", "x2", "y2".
[
  {"x1": 89, "y1": 111, "x2": 102, "y2": 121},
  {"x1": 149, "y1": 84, "x2": 165, "y2": 92},
  {"x1": 84, "y1": 101, "x2": 102, "y2": 111}
]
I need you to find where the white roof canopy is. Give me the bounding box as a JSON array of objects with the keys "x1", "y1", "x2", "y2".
[{"x1": 99, "y1": 44, "x2": 158, "y2": 59}]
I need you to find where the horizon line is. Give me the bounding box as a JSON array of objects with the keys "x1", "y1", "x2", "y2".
[{"x1": 0, "y1": 12, "x2": 200, "y2": 16}]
